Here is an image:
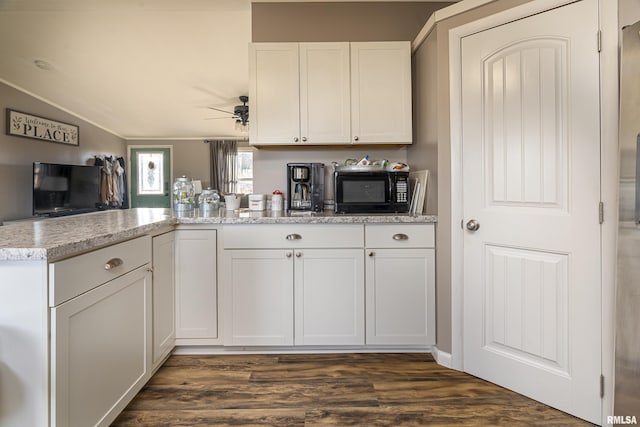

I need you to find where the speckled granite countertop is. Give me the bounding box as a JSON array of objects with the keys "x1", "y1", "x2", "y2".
[
  {"x1": 0, "y1": 209, "x2": 176, "y2": 261},
  {"x1": 0, "y1": 208, "x2": 436, "y2": 261}
]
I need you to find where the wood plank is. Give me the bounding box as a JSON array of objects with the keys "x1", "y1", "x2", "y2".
[{"x1": 112, "y1": 353, "x2": 592, "y2": 426}]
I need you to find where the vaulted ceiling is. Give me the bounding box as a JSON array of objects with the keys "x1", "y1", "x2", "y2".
[{"x1": 0, "y1": 0, "x2": 251, "y2": 139}]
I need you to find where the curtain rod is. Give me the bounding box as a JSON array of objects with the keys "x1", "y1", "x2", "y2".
[{"x1": 203, "y1": 138, "x2": 248, "y2": 143}]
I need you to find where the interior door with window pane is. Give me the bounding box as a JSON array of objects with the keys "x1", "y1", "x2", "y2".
[{"x1": 130, "y1": 147, "x2": 171, "y2": 208}]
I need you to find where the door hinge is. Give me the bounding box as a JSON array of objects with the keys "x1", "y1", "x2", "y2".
[
  {"x1": 597, "y1": 30, "x2": 602, "y2": 52},
  {"x1": 600, "y1": 374, "x2": 605, "y2": 398},
  {"x1": 599, "y1": 201, "x2": 604, "y2": 224}
]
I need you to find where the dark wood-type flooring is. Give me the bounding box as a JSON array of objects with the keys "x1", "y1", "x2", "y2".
[{"x1": 112, "y1": 353, "x2": 592, "y2": 426}]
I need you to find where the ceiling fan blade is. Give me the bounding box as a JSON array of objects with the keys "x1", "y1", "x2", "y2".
[{"x1": 206, "y1": 106, "x2": 234, "y2": 115}]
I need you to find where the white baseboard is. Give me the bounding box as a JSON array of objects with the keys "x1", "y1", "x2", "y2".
[
  {"x1": 433, "y1": 346, "x2": 453, "y2": 368},
  {"x1": 173, "y1": 345, "x2": 434, "y2": 356}
]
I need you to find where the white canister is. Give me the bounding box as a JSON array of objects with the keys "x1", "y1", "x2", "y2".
[
  {"x1": 249, "y1": 194, "x2": 266, "y2": 211},
  {"x1": 271, "y1": 193, "x2": 283, "y2": 211},
  {"x1": 225, "y1": 193, "x2": 241, "y2": 210}
]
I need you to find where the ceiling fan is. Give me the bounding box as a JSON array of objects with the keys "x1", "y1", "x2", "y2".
[{"x1": 206, "y1": 95, "x2": 249, "y2": 131}]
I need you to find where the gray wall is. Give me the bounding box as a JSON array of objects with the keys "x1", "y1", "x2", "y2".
[
  {"x1": 252, "y1": 2, "x2": 450, "y2": 42},
  {"x1": 0, "y1": 81, "x2": 125, "y2": 223},
  {"x1": 409, "y1": 30, "x2": 438, "y2": 216}
]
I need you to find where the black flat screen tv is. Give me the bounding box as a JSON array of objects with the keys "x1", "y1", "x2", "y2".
[{"x1": 33, "y1": 162, "x2": 102, "y2": 217}]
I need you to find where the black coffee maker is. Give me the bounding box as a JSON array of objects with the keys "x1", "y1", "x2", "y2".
[{"x1": 286, "y1": 163, "x2": 324, "y2": 212}]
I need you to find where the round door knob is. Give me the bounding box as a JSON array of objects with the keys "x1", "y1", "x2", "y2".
[{"x1": 466, "y1": 219, "x2": 480, "y2": 232}]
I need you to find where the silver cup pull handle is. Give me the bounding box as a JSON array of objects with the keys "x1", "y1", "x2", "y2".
[
  {"x1": 104, "y1": 258, "x2": 124, "y2": 270},
  {"x1": 286, "y1": 233, "x2": 302, "y2": 240},
  {"x1": 392, "y1": 233, "x2": 409, "y2": 241}
]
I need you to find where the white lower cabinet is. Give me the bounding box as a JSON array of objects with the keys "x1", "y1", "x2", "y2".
[
  {"x1": 152, "y1": 231, "x2": 176, "y2": 368},
  {"x1": 295, "y1": 248, "x2": 364, "y2": 345},
  {"x1": 222, "y1": 224, "x2": 365, "y2": 346},
  {"x1": 50, "y1": 236, "x2": 152, "y2": 427},
  {"x1": 365, "y1": 224, "x2": 436, "y2": 345},
  {"x1": 174, "y1": 229, "x2": 218, "y2": 341},
  {"x1": 225, "y1": 249, "x2": 294, "y2": 345}
]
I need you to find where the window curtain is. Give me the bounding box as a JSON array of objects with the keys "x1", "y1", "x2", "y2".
[{"x1": 208, "y1": 139, "x2": 238, "y2": 194}]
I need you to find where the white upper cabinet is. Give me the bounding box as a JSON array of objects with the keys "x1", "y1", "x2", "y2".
[
  {"x1": 351, "y1": 42, "x2": 413, "y2": 144},
  {"x1": 300, "y1": 42, "x2": 352, "y2": 144},
  {"x1": 249, "y1": 43, "x2": 300, "y2": 145},
  {"x1": 249, "y1": 41, "x2": 412, "y2": 146}
]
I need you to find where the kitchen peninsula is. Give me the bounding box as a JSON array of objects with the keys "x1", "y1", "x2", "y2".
[{"x1": 0, "y1": 208, "x2": 436, "y2": 427}]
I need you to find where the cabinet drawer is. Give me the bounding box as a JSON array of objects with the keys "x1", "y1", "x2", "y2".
[
  {"x1": 49, "y1": 236, "x2": 151, "y2": 306},
  {"x1": 365, "y1": 224, "x2": 434, "y2": 248},
  {"x1": 223, "y1": 224, "x2": 364, "y2": 249}
]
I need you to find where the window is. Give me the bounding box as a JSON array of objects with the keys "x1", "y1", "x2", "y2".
[
  {"x1": 137, "y1": 151, "x2": 165, "y2": 195},
  {"x1": 236, "y1": 148, "x2": 254, "y2": 194}
]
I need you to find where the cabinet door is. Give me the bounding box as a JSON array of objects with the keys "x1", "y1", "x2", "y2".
[
  {"x1": 224, "y1": 249, "x2": 294, "y2": 346},
  {"x1": 175, "y1": 229, "x2": 217, "y2": 339},
  {"x1": 51, "y1": 266, "x2": 151, "y2": 427},
  {"x1": 294, "y1": 248, "x2": 364, "y2": 345},
  {"x1": 249, "y1": 43, "x2": 300, "y2": 145},
  {"x1": 351, "y1": 42, "x2": 412, "y2": 144},
  {"x1": 365, "y1": 248, "x2": 435, "y2": 345},
  {"x1": 152, "y1": 232, "x2": 175, "y2": 367},
  {"x1": 300, "y1": 42, "x2": 351, "y2": 144}
]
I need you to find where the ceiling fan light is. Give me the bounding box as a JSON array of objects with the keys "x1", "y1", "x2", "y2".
[{"x1": 235, "y1": 119, "x2": 248, "y2": 132}]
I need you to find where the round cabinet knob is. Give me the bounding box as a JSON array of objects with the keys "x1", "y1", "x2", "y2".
[
  {"x1": 354, "y1": 136, "x2": 359, "y2": 141},
  {"x1": 293, "y1": 137, "x2": 299, "y2": 142},
  {"x1": 302, "y1": 137, "x2": 307, "y2": 142},
  {"x1": 286, "y1": 252, "x2": 293, "y2": 258},
  {"x1": 368, "y1": 251, "x2": 375, "y2": 257},
  {"x1": 466, "y1": 219, "x2": 480, "y2": 232},
  {"x1": 295, "y1": 252, "x2": 302, "y2": 258}
]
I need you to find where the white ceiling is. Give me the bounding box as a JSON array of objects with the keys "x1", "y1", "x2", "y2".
[{"x1": 0, "y1": 0, "x2": 252, "y2": 140}]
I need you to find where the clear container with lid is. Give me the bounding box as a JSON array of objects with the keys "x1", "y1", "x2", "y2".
[
  {"x1": 173, "y1": 176, "x2": 195, "y2": 211},
  {"x1": 199, "y1": 187, "x2": 220, "y2": 214}
]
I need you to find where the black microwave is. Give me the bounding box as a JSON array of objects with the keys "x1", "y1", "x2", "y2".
[{"x1": 334, "y1": 170, "x2": 410, "y2": 214}]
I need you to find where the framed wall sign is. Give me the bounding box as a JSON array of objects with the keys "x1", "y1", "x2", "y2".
[{"x1": 6, "y1": 109, "x2": 79, "y2": 146}]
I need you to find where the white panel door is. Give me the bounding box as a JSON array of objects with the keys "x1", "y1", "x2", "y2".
[
  {"x1": 461, "y1": 0, "x2": 601, "y2": 423},
  {"x1": 225, "y1": 249, "x2": 294, "y2": 346},
  {"x1": 294, "y1": 248, "x2": 364, "y2": 345},
  {"x1": 175, "y1": 229, "x2": 217, "y2": 339},
  {"x1": 249, "y1": 43, "x2": 300, "y2": 145},
  {"x1": 351, "y1": 42, "x2": 412, "y2": 144},
  {"x1": 300, "y1": 42, "x2": 351, "y2": 144},
  {"x1": 365, "y1": 248, "x2": 435, "y2": 345}
]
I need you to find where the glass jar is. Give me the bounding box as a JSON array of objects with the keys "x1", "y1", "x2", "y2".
[
  {"x1": 173, "y1": 176, "x2": 195, "y2": 211},
  {"x1": 199, "y1": 188, "x2": 220, "y2": 214}
]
